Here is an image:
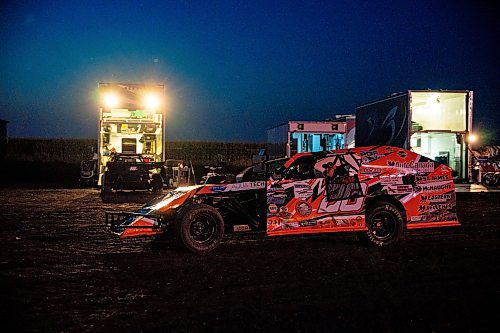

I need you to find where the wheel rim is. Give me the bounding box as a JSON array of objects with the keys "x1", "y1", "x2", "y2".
[
  {"x1": 189, "y1": 213, "x2": 217, "y2": 244},
  {"x1": 369, "y1": 211, "x2": 397, "y2": 241}
]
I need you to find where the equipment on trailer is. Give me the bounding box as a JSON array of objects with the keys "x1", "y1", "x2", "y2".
[{"x1": 97, "y1": 82, "x2": 166, "y2": 199}]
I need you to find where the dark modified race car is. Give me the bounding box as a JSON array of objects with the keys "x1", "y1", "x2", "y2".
[{"x1": 105, "y1": 146, "x2": 460, "y2": 253}]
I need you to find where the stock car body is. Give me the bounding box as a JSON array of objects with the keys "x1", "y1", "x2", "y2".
[{"x1": 105, "y1": 146, "x2": 459, "y2": 252}]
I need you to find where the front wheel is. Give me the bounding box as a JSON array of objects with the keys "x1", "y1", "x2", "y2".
[
  {"x1": 176, "y1": 204, "x2": 224, "y2": 253},
  {"x1": 358, "y1": 201, "x2": 403, "y2": 246}
]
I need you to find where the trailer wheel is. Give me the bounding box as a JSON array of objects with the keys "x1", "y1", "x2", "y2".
[
  {"x1": 358, "y1": 201, "x2": 403, "y2": 246},
  {"x1": 176, "y1": 204, "x2": 224, "y2": 253}
]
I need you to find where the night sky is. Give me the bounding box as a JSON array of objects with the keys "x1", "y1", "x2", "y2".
[{"x1": 0, "y1": 0, "x2": 498, "y2": 143}]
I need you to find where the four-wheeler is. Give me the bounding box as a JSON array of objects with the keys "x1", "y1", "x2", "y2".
[
  {"x1": 101, "y1": 153, "x2": 165, "y2": 201},
  {"x1": 105, "y1": 146, "x2": 460, "y2": 253}
]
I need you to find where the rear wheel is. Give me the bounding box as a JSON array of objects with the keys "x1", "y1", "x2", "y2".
[
  {"x1": 176, "y1": 204, "x2": 224, "y2": 253},
  {"x1": 359, "y1": 201, "x2": 403, "y2": 246},
  {"x1": 151, "y1": 174, "x2": 163, "y2": 195}
]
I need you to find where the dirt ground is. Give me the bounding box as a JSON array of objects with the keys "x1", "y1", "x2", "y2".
[{"x1": 0, "y1": 189, "x2": 498, "y2": 332}]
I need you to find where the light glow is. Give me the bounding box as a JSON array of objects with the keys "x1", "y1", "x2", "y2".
[
  {"x1": 467, "y1": 133, "x2": 477, "y2": 143},
  {"x1": 144, "y1": 94, "x2": 160, "y2": 110},
  {"x1": 104, "y1": 93, "x2": 119, "y2": 108}
]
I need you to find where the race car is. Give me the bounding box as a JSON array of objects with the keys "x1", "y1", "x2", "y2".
[{"x1": 105, "y1": 146, "x2": 460, "y2": 253}]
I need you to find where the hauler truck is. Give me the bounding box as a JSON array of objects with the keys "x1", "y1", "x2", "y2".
[{"x1": 97, "y1": 82, "x2": 166, "y2": 199}]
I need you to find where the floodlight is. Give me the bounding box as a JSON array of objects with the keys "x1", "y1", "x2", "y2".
[{"x1": 467, "y1": 133, "x2": 477, "y2": 144}]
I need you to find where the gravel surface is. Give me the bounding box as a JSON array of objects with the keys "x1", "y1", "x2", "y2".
[{"x1": 0, "y1": 189, "x2": 498, "y2": 332}]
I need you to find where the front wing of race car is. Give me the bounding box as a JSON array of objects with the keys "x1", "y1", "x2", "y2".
[{"x1": 105, "y1": 211, "x2": 164, "y2": 238}]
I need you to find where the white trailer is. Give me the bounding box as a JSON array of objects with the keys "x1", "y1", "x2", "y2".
[{"x1": 97, "y1": 82, "x2": 165, "y2": 187}]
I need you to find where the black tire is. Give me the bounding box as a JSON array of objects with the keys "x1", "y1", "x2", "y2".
[
  {"x1": 100, "y1": 174, "x2": 112, "y2": 202},
  {"x1": 151, "y1": 175, "x2": 163, "y2": 195},
  {"x1": 483, "y1": 173, "x2": 495, "y2": 187},
  {"x1": 359, "y1": 201, "x2": 403, "y2": 246},
  {"x1": 176, "y1": 204, "x2": 224, "y2": 253}
]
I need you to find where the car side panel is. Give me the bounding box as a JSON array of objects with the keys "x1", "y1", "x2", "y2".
[
  {"x1": 267, "y1": 146, "x2": 459, "y2": 236},
  {"x1": 355, "y1": 146, "x2": 459, "y2": 228}
]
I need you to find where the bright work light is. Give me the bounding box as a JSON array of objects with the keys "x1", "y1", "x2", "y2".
[
  {"x1": 467, "y1": 133, "x2": 477, "y2": 144},
  {"x1": 104, "y1": 93, "x2": 119, "y2": 108},
  {"x1": 144, "y1": 94, "x2": 160, "y2": 110}
]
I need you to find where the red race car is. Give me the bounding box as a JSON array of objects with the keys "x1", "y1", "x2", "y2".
[{"x1": 105, "y1": 146, "x2": 459, "y2": 252}]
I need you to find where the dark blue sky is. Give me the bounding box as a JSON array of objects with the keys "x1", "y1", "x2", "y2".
[{"x1": 0, "y1": 0, "x2": 498, "y2": 142}]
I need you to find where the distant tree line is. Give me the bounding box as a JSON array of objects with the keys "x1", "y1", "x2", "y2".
[{"x1": 4, "y1": 138, "x2": 263, "y2": 167}]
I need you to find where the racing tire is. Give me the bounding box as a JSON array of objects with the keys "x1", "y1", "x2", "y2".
[
  {"x1": 176, "y1": 204, "x2": 224, "y2": 253},
  {"x1": 358, "y1": 201, "x2": 403, "y2": 247}
]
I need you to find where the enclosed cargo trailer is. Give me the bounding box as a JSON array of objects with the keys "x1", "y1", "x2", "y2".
[
  {"x1": 267, "y1": 117, "x2": 355, "y2": 159},
  {"x1": 97, "y1": 82, "x2": 166, "y2": 197},
  {"x1": 355, "y1": 90, "x2": 473, "y2": 180}
]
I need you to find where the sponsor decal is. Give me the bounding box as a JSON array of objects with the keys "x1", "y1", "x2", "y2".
[
  {"x1": 279, "y1": 206, "x2": 292, "y2": 218},
  {"x1": 212, "y1": 181, "x2": 266, "y2": 193},
  {"x1": 229, "y1": 181, "x2": 266, "y2": 190},
  {"x1": 427, "y1": 203, "x2": 454, "y2": 211},
  {"x1": 418, "y1": 203, "x2": 454, "y2": 213},
  {"x1": 415, "y1": 183, "x2": 453, "y2": 192},
  {"x1": 420, "y1": 193, "x2": 453, "y2": 203},
  {"x1": 268, "y1": 218, "x2": 281, "y2": 226},
  {"x1": 360, "y1": 166, "x2": 382, "y2": 175},
  {"x1": 267, "y1": 193, "x2": 287, "y2": 205},
  {"x1": 268, "y1": 183, "x2": 285, "y2": 193},
  {"x1": 387, "y1": 160, "x2": 435, "y2": 173},
  {"x1": 334, "y1": 219, "x2": 349, "y2": 226},
  {"x1": 383, "y1": 184, "x2": 413, "y2": 194},
  {"x1": 210, "y1": 185, "x2": 226, "y2": 192},
  {"x1": 233, "y1": 225, "x2": 251, "y2": 232},
  {"x1": 430, "y1": 174, "x2": 451, "y2": 181},
  {"x1": 380, "y1": 176, "x2": 404, "y2": 185},
  {"x1": 356, "y1": 215, "x2": 363, "y2": 226},
  {"x1": 294, "y1": 183, "x2": 313, "y2": 199},
  {"x1": 360, "y1": 151, "x2": 382, "y2": 163},
  {"x1": 299, "y1": 220, "x2": 317, "y2": 227},
  {"x1": 410, "y1": 215, "x2": 425, "y2": 222},
  {"x1": 296, "y1": 201, "x2": 312, "y2": 217},
  {"x1": 318, "y1": 218, "x2": 332, "y2": 227},
  {"x1": 397, "y1": 150, "x2": 407, "y2": 158},
  {"x1": 268, "y1": 204, "x2": 278, "y2": 214},
  {"x1": 415, "y1": 174, "x2": 429, "y2": 183}
]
